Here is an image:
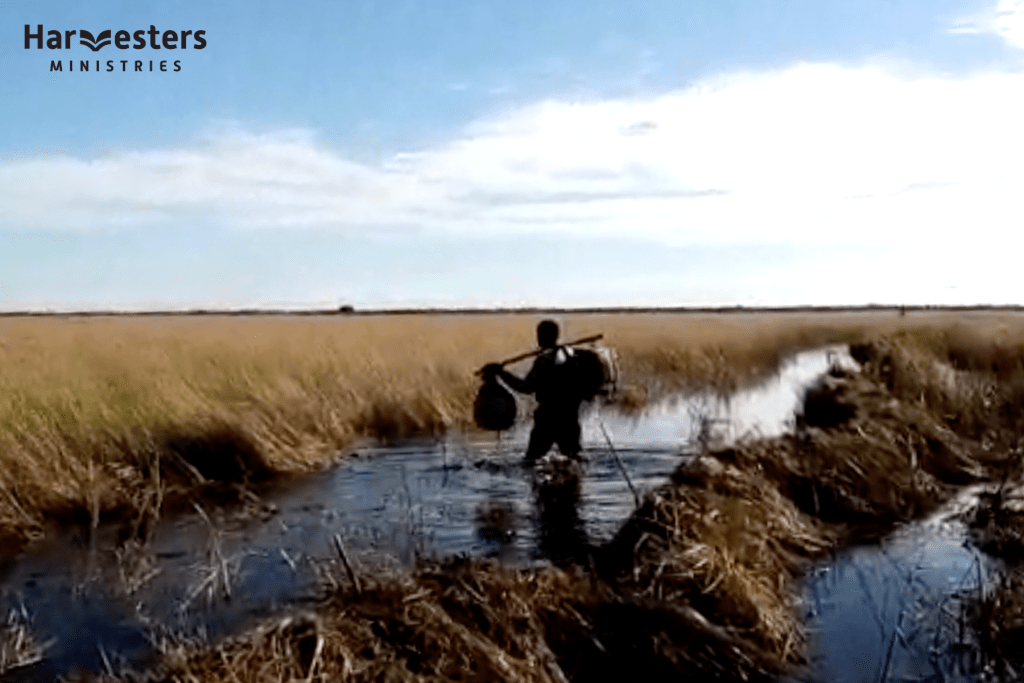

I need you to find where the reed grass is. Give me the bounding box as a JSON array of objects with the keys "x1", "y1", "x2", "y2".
[
  {"x1": 2, "y1": 309, "x2": 1024, "y2": 548},
  {"x1": 965, "y1": 462, "x2": 1024, "y2": 679},
  {"x1": 121, "y1": 540, "x2": 825, "y2": 682},
  {"x1": 52, "y1": 314, "x2": 1024, "y2": 683},
  {"x1": 0, "y1": 310, "x2": 845, "y2": 546},
  {"x1": 0, "y1": 605, "x2": 46, "y2": 677},
  {"x1": 722, "y1": 330, "x2": 1024, "y2": 543}
]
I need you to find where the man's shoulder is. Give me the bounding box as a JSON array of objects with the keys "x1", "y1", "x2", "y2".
[
  {"x1": 531, "y1": 351, "x2": 556, "y2": 369},
  {"x1": 531, "y1": 353, "x2": 552, "y2": 368},
  {"x1": 533, "y1": 348, "x2": 573, "y2": 372}
]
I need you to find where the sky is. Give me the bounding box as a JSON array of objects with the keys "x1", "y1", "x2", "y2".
[{"x1": 1, "y1": 0, "x2": 1023, "y2": 310}]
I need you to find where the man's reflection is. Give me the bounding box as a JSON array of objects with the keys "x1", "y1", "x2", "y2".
[{"x1": 532, "y1": 463, "x2": 589, "y2": 567}]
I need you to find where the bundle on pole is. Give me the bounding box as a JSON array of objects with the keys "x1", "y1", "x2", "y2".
[
  {"x1": 568, "y1": 345, "x2": 619, "y2": 401},
  {"x1": 472, "y1": 333, "x2": 617, "y2": 430},
  {"x1": 473, "y1": 377, "x2": 517, "y2": 431},
  {"x1": 474, "y1": 334, "x2": 604, "y2": 376}
]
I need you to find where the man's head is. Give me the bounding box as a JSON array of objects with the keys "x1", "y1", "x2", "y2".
[{"x1": 536, "y1": 319, "x2": 560, "y2": 349}]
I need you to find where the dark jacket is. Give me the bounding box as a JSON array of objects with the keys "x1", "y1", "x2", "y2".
[{"x1": 500, "y1": 347, "x2": 580, "y2": 412}]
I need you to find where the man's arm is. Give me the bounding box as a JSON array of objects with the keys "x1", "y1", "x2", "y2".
[
  {"x1": 482, "y1": 361, "x2": 536, "y2": 394},
  {"x1": 499, "y1": 366, "x2": 534, "y2": 394}
]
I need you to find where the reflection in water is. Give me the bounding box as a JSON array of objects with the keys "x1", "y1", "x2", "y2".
[
  {"x1": 532, "y1": 462, "x2": 590, "y2": 568},
  {"x1": 475, "y1": 496, "x2": 519, "y2": 564},
  {"x1": 475, "y1": 498, "x2": 517, "y2": 544}
]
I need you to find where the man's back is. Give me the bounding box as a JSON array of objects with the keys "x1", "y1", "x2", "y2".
[
  {"x1": 481, "y1": 319, "x2": 585, "y2": 462},
  {"x1": 528, "y1": 346, "x2": 579, "y2": 410}
]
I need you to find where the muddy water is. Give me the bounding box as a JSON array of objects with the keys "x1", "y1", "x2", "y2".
[{"x1": 0, "y1": 347, "x2": 857, "y2": 680}]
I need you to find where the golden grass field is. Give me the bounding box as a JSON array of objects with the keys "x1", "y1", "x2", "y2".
[
  {"x1": 2, "y1": 308, "x2": 1024, "y2": 549},
  {"x1": 5, "y1": 309, "x2": 1024, "y2": 680},
  {"x1": 67, "y1": 314, "x2": 1024, "y2": 683}
]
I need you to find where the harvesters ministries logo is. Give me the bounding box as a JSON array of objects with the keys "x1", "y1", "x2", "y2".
[
  {"x1": 79, "y1": 30, "x2": 113, "y2": 51},
  {"x1": 24, "y1": 24, "x2": 207, "y2": 73}
]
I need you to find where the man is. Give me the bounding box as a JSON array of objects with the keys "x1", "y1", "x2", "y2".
[{"x1": 483, "y1": 320, "x2": 584, "y2": 464}]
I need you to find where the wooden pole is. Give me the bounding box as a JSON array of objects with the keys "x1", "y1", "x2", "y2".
[{"x1": 475, "y1": 334, "x2": 604, "y2": 375}]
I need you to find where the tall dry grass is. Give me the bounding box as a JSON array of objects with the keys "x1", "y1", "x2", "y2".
[
  {"x1": 3, "y1": 309, "x2": 1024, "y2": 547},
  {"x1": 43, "y1": 313, "x2": 1024, "y2": 683}
]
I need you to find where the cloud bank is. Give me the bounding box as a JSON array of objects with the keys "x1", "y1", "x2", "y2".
[
  {"x1": 3, "y1": 62, "x2": 1023, "y2": 250},
  {"x1": 952, "y1": 0, "x2": 1024, "y2": 48}
]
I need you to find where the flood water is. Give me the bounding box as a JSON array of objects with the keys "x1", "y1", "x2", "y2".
[{"x1": 0, "y1": 347, "x2": 995, "y2": 681}]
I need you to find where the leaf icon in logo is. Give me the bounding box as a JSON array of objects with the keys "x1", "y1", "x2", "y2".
[{"x1": 80, "y1": 29, "x2": 111, "y2": 52}]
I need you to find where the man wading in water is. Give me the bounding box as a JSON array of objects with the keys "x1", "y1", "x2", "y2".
[{"x1": 482, "y1": 320, "x2": 584, "y2": 464}]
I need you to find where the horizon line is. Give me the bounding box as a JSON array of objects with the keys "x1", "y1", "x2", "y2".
[{"x1": 1, "y1": 303, "x2": 1022, "y2": 317}]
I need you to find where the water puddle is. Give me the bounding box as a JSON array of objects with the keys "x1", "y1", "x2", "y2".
[
  {"x1": 789, "y1": 486, "x2": 993, "y2": 683},
  {"x1": 1, "y1": 347, "x2": 860, "y2": 679}
]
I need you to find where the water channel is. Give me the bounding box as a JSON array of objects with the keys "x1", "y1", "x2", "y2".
[{"x1": 0, "y1": 347, "x2": 996, "y2": 682}]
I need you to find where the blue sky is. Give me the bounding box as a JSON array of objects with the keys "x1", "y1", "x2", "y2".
[{"x1": 2, "y1": 0, "x2": 1023, "y2": 310}]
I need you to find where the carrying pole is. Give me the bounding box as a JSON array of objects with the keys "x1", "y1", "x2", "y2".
[
  {"x1": 599, "y1": 419, "x2": 641, "y2": 510},
  {"x1": 475, "y1": 334, "x2": 604, "y2": 376}
]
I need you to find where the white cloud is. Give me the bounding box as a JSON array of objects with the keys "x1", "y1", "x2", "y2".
[
  {"x1": 3, "y1": 62, "x2": 1024, "y2": 252},
  {"x1": 951, "y1": 0, "x2": 1024, "y2": 48},
  {"x1": 996, "y1": 0, "x2": 1024, "y2": 48}
]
